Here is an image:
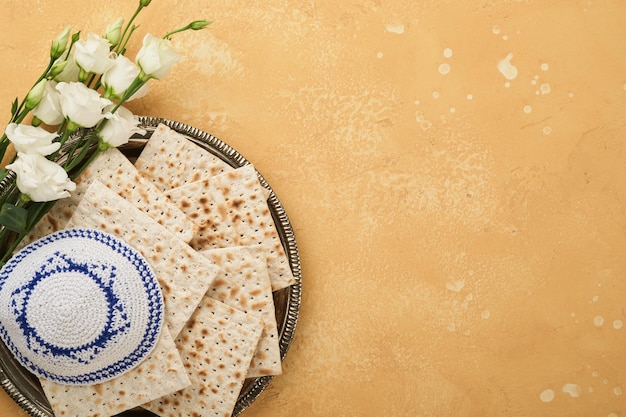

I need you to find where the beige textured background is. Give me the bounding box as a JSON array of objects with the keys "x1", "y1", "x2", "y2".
[{"x1": 1, "y1": 0, "x2": 626, "y2": 416}]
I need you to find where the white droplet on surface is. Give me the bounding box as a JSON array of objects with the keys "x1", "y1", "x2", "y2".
[
  {"x1": 592, "y1": 370, "x2": 599, "y2": 377},
  {"x1": 594, "y1": 316, "x2": 605, "y2": 327},
  {"x1": 449, "y1": 107, "x2": 456, "y2": 113},
  {"x1": 414, "y1": 100, "x2": 420, "y2": 105},
  {"x1": 614, "y1": 386, "x2": 623, "y2": 396},
  {"x1": 543, "y1": 126, "x2": 552, "y2": 135},
  {"x1": 539, "y1": 389, "x2": 555, "y2": 402},
  {"x1": 591, "y1": 295, "x2": 599, "y2": 302},
  {"x1": 540, "y1": 83, "x2": 551, "y2": 94},
  {"x1": 376, "y1": 51, "x2": 384, "y2": 59},
  {"x1": 504, "y1": 81, "x2": 511, "y2": 88},
  {"x1": 446, "y1": 279, "x2": 465, "y2": 292},
  {"x1": 531, "y1": 79, "x2": 538, "y2": 86},
  {"x1": 497, "y1": 53, "x2": 518, "y2": 80},
  {"x1": 432, "y1": 91, "x2": 440, "y2": 99},
  {"x1": 613, "y1": 320, "x2": 623, "y2": 330},
  {"x1": 541, "y1": 63, "x2": 550, "y2": 71},
  {"x1": 523, "y1": 105, "x2": 532, "y2": 114},
  {"x1": 386, "y1": 23, "x2": 405, "y2": 34},
  {"x1": 466, "y1": 94, "x2": 473, "y2": 100},
  {"x1": 569, "y1": 91, "x2": 575, "y2": 98},
  {"x1": 443, "y1": 48, "x2": 453, "y2": 58},
  {"x1": 481, "y1": 310, "x2": 490, "y2": 319},
  {"x1": 562, "y1": 383, "x2": 582, "y2": 398},
  {"x1": 492, "y1": 25, "x2": 501, "y2": 35},
  {"x1": 439, "y1": 63, "x2": 451, "y2": 75},
  {"x1": 502, "y1": 34, "x2": 509, "y2": 40}
]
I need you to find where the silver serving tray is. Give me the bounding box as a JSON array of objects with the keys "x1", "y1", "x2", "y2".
[{"x1": 0, "y1": 116, "x2": 302, "y2": 417}]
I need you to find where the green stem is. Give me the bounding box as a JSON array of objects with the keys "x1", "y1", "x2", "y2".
[{"x1": 115, "y1": 2, "x2": 146, "y2": 55}]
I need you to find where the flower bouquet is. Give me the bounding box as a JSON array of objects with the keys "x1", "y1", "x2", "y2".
[{"x1": 0, "y1": 0, "x2": 209, "y2": 265}]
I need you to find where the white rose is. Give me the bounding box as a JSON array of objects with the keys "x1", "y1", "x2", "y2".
[
  {"x1": 4, "y1": 123, "x2": 60, "y2": 156},
  {"x1": 99, "y1": 106, "x2": 146, "y2": 148},
  {"x1": 6, "y1": 153, "x2": 76, "y2": 202},
  {"x1": 32, "y1": 80, "x2": 65, "y2": 126},
  {"x1": 136, "y1": 33, "x2": 180, "y2": 80},
  {"x1": 102, "y1": 55, "x2": 149, "y2": 101},
  {"x1": 56, "y1": 82, "x2": 112, "y2": 129},
  {"x1": 74, "y1": 33, "x2": 114, "y2": 75}
]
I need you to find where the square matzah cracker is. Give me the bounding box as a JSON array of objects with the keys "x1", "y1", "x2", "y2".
[
  {"x1": 142, "y1": 298, "x2": 263, "y2": 417},
  {"x1": 166, "y1": 164, "x2": 296, "y2": 291},
  {"x1": 67, "y1": 180, "x2": 218, "y2": 338},
  {"x1": 18, "y1": 147, "x2": 197, "y2": 250},
  {"x1": 40, "y1": 326, "x2": 190, "y2": 417},
  {"x1": 203, "y1": 245, "x2": 282, "y2": 377},
  {"x1": 135, "y1": 123, "x2": 234, "y2": 192}
]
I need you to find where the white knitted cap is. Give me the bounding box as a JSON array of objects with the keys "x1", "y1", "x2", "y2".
[{"x1": 0, "y1": 228, "x2": 164, "y2": 385}]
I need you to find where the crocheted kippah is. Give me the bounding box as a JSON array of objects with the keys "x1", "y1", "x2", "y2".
[{"x1": 0, "y1": 228, "x2": 164, "y2": 385}]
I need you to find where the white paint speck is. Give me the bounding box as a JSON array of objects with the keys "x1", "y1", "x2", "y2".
[
  {"x1": 539, "y1": 389, "x2": 555, "y2": 402},
  {"x1": 523, "y1": 105, "x2": 532, "y2": 114},
  {"x1": 540, "y1": 83, "x2": 551, "y2": 94},
  {"x1": 432, "y1": 91, "x2": 440, "y2": 99},
  {"x1": 492, "y1": 25, "x2": 501, "y2": 35},
  {"x1": 562, "y1": 383, "x2": 582, "y2": 398},
  {"x1": 466, "y1": 94, "x2": 473, "y2": 100},
  {"x1": 449, "y1": 107, "x2": 456, "y2": 114},
  {"x1": 594, "y1": 316, "x2": 605, "y2": 327},
  {"x1": 481, "y1": 310, "x2": 491, "y2": 319},
  {"x1": 414, "y1": 100, "x2": 420, "y2": 105},
  {"x1": 569, "y1": 91, "x2": 575, "y2": 98},
  {"x1": 386, "y1": 23, "x2": 405, "y2": 34},
  {"x1": 497, "y1": 53, "x2": 518, "y2": 80},
  {"x1": 415, "y1": 111, "x2": 432, "y2": 131},
  {"x1": 592, "y1": 370, "x2": 599, "y2": 377},
  {"x1": 376, "y1": 51, "x2": 384, "y2": 59},
  {"x1": 613, "y1": 320, "x2": 623, "y2": 330},
  {"x1": 591, "y1": 295, "x2": 599, "y2": 302},
  {"x1": 541, "y1": 63, "x2": 550, "y2": 71},
  {"x1": 504, "y1": 81, "x2": 511, "y2": 88},
  {"x1": 446, "y1": 279, "x2": 464, "y2": 292},
  {"x1": 502, "y1": 34, "x2": 509, "y2": 40},
  {"x1": 543, "y1": 126, "x2": 552, "y2": 135},
  {"x1": 443, "y1": 48, "x2": 453, "y2": 58},
  {"x1": 439, "y1": 63, "x2": 451, "y2": 75},
  {"x1": 531, "y1": 79, "x2": 538, "y2": 86},
  {"x1": 614, "y1": 386, "x2": 623, "y2": 396}
]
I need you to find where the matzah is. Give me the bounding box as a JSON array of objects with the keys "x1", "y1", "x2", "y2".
[
  {"x1": 135, "y1": 123, "x2": 234, "y2": 192},
  {"x1": 166, "y1": 164, "x2": 296, "y2": 291},
  {"x1": 66, "y1": 180, "x2": 218, "y2": 338},
  {"x1": 18, "y1": 147, "x2": 197, "y2": 249},
  {"x1": 203, "y1": 245, "x2": 282, "y2": 377},
  {"x1": 40, "y1": 326, "x2": 190, "y2": 417},
  {"x1": 142, "y1": 297, "x2": 263, "y2": 417}
]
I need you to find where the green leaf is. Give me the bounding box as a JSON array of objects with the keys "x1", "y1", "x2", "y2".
[
  {"x1": 11, "y1": 98, "x2": 18, "y2": 117},
  {"x1": 0, "y1": 203, "x2": 28, "y2": 233}
]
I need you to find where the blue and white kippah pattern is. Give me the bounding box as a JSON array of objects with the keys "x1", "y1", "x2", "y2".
[{"x1": 0, "y1": 228, "x2": 164, "y2": 385}]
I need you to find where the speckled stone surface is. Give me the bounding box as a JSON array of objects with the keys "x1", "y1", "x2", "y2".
[{"x1": 1, "y1": 1, "x2": 625, "y2": 416}]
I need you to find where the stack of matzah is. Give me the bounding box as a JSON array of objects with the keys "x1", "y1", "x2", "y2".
[{"x1": 12, "y1": 123, "x2": 296, "y2": 417}]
